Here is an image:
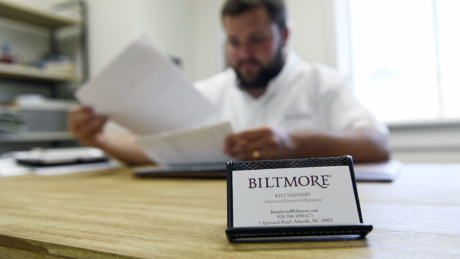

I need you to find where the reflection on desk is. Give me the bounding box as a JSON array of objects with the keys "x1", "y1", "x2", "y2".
[{"x1": 0, "y1": 164, "x2": 459, "y2": 258}]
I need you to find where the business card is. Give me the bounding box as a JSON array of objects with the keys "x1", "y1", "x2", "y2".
[{"x1": 232, "y1": 166, "x2": 360, "y2": 228}]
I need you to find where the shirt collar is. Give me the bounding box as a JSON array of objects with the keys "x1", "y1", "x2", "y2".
[{"x1": 265, "y1": 51, "x2": 299, "y2": 93}]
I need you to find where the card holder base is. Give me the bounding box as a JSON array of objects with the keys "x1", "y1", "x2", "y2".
[{"x1": 226, "y1": 224, "x2": 373, "y2": 242}]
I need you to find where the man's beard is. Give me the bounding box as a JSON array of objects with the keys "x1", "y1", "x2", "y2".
[{"x1": 234, "y1": 48, "x2": 284, "y2": 89}]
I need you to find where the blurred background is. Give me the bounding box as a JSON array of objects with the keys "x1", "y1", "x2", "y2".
[{"x1": 1, "y1": 0, "x2": 459, "y2": 163}]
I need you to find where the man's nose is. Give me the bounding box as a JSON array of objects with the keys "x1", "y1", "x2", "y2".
[{"x1": 238, "y1": 42, "x2": 254, "y2": 59}]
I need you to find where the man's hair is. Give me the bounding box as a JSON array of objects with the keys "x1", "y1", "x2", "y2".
[{"x1": 221, "y1": 0, "x2": 287, "y2": 31}]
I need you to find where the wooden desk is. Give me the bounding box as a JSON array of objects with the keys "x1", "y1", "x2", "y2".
[{"x1": 1, "y1": 164, "x2": 459, "y2": 258}]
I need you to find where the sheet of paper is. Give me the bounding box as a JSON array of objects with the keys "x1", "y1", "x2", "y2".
[
  {"x1": 76, "y1": 36, "x2": 215, "y2": 135},
  {"x1": 136, "y1": 121, "x2": 233, "y2": 165},
  {"x1": 14, "y1": 147, "x2": 106, "y2": 164},
  {"x1": 0, "y1": 158, "x2": 31, "y2": 177},
  {"x1": 0, "y1": 156, "x2": 119, "y2": 177},
  {"x1": 33, "y1": 161, "x2": 119, "y2": 176},
  {"x1": 354, "y1": 160, "x2": 402, "y2": 181}
]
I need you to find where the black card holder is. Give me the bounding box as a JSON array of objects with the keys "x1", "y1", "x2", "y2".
[{"x1": 226, "y1": 156, "x2": 373, "y2": 242}]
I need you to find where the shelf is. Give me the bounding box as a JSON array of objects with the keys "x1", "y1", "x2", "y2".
[
  {"x1": 0, "y1": 131, "x2": 75, "y2": 142},
  {"x1": 0, "y1": 0, "x2": 81, "y2": 29},
  {"x1": 0, "y1": 63, "x2": 83, "y2": 82}
]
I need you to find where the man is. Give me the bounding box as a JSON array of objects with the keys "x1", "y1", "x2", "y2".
[{"x1": 68, "y1": 0, "x2": 390, "y2": 164}]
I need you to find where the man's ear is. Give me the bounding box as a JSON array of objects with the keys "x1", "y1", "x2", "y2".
[{"x1": 281, "y1": 28, "x2": 289, "y2": 47}]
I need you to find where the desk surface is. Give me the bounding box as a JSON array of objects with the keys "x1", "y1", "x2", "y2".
[{"x1": 1, "y1": 164, "x2": 459, "y2": 258}]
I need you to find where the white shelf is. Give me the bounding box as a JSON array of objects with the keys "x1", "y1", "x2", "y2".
[
  {"x1": 0, "y1": 0, "x2": 81, "y2": 29},
  {"x1": 0, "y1": 1, "x2": 85, "y2": 148},
  {"x1": 0, "y1": 131, "x2": 75, "y2": 142},
  {"x1": 0, "y1": 63, "x2": 83, "y2": 82}
]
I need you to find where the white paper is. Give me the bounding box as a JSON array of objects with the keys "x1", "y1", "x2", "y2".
[
  {"x1": 0, "y1": 158, "x2": 31, "y2": 177},
  {"x1": 0, "y1": 154, "x2": 119, "y2": 177},
  {"x1": 232, "y1": 166, "x2": 360, "y2": 228},
  {"x1": 354, "y1": 160, "x2": 402, "y2": 181},
  {"x1": 76, "y1": 36, "x2": 215, "y2": 135},
  {"x1": 136, "y1": 121, "x2": 233, "y2": 165},
  {"x1": 33, "y1": 161, "x2": 119, "y2": 176},
  {"x1": 14, "y1": 147, "x2": 105, "y2": 164}
]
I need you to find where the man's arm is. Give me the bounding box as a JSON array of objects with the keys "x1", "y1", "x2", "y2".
[
  {"x1": 290, "y1": 128, "x2": 390, "y2": 162},
  {"x1": 68, "y1": 106, "x2": 151, "y2": 165},
  {"x1": 93, "y1": 131, "x2": 151, "y2": 165},
  {"x1": 224, "y1": 127, "x2": 390, "y2": 163}
]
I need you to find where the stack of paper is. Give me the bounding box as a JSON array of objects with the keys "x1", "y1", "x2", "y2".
[
  {"x1": 0, "y1": 158, "x2": 30, "y2": 177},
  {"x1": 76, "y1": 36, "x2": 233, "y2": 165},
  {"x1": 0, "y1": 160, "x2": 119, "y2": 178},
  {"x1": 14, "y1": 147, "x2": 106, "y2": 164}
]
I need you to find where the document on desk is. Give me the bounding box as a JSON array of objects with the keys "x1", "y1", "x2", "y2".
[
  {"x1": 354, "y1": 160, "x2": 402, "y2": 182},
  {"x1": 136, "y1": 121, "x2": 233, "y2": 165},
  {"x1": 76, "y1": 36, "x2": 215, "y2": 135},
  {"x1": 33, "y1": 161, "x2": 119, "y2": 177},
  {"x1": 0, "y1": 158, "x2": 31, "y2": 177},
  {"x1": 0, "y1": 157, "x2": 119, "y2": 177}
]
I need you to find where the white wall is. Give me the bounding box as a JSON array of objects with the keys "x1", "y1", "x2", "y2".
[
  {"x1": 389, "y1": 123, "x2": 460, "y2": 163},
  {"x1": 191, "y1": 0, "x2": 226, "y2": 81},
  {"x1": 285, "y1": 0, "x2": 337, "y2": 69},
  {"x1": 84, "y1": 0, "x2": 140, "y2": 77},
  {"x1": 135, "y1": 0, "x2": 195, "y2": 81},
  {"x1": 85, "y1": 0, "x2": 197, "y2": 81}
]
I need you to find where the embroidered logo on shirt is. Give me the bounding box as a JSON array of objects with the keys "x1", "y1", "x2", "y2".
[{"x1": 284, "y1": 113, "x2": 312, "y2": 121}]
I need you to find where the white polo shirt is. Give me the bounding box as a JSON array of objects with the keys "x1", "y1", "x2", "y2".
[{"x1": 194, "y1": 52, "x2": 388, "y2": 135}]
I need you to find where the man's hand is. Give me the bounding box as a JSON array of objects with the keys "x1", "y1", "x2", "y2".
[
  {"x1": 68, "y1": 106, "x2": 109, "y2": 147},
  {"x1": 224, "y1": 126, "x2": 295, "y2": 160},
  {"x1": 224, "y1": 127, "x2": 390, "y2": 163}
]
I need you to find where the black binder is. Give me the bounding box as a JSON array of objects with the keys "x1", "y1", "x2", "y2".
[{"x1": 226, "y1": 156, "x2": 373, "y2": 242}]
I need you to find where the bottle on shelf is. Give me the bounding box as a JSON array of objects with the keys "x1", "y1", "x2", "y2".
[{"x1": 0, "y1": 43, "x2": 17, "y2": 64}]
